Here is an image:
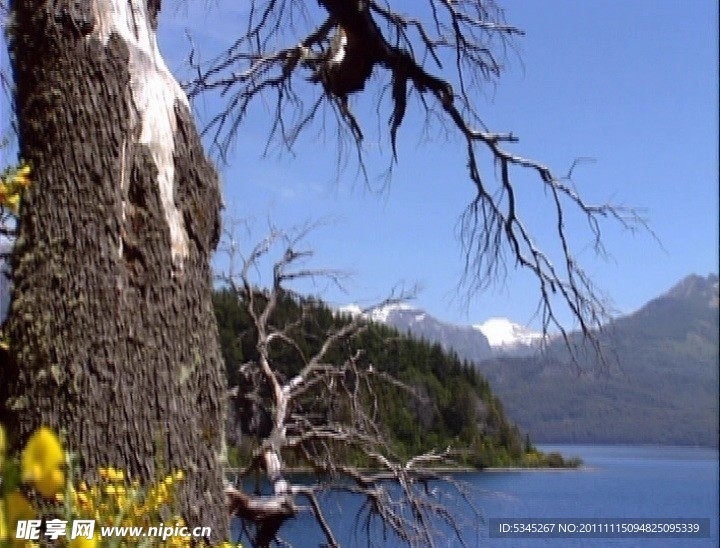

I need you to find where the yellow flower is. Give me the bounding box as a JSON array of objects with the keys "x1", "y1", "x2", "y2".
[
  {"x1": 109, "y1": 468, "x2": 125, "y2": 482},
  {"x1": 0, "y1": 502, "x2": 5, "y2": 541},
  {"x1": 0, "y1": 423, "x2": 6, "y2": 454},
  {"x1": 3, "y1": 193, "x2": 20, "y2": 214},
  {"x1": 68, "y1": 534, "x2": 99, "y2": 547},
  {"x1": 21, "y1": 427, "x2": 65, "y2": 498},
  {"x1": 0, "y1": 163, "x2": 31, "y2": 214},
  {"x1": 14, "y1": 164, "x2": 31, "y2": 184},
  {"x1": 5, "y1": 490, "x2": 36, "y2": 531}
]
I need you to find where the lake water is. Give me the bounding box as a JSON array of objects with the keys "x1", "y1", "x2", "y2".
[{"x1": 232, "y1": 445, "x2": 719, "y2": 547}]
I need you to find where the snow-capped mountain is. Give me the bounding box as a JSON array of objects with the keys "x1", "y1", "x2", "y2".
[
  {"x1": 337, "y1": 303, "x2": 363, "y2": 317},
  {"x1": 473, "y1": 318, "x2": 544, "y2": 352},
  {"x1": 338, "y1": 302, "x2": 418, "y2": 324},
  {"x1": 338, "y1": 303, "x2": 542, "y2": 361},
  {"x1": 339, "y1": 302, "x2": 493, "y2": 363}
]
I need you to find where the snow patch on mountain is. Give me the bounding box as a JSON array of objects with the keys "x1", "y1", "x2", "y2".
[
  {"x1": 337, "y1": 302, "x2": 415, "y2": 323},
  {"x1": 370, "y1": 303, "x2": 413, "y2": 323},
  {"x1": 474, "y1": 317, "x2": 544, "y2": 348},
  {"x1": 337, "y1": 304, "x2": 364, "y2": 317}
]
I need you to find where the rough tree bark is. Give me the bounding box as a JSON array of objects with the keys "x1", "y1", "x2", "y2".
[{"x1": 1, "y1": 0, "x2": 227, "y2": 540}]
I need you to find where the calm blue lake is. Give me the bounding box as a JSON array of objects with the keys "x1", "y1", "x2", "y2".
[{"x1": 232, "y1": 445, "x2": 718, "y2": 547}]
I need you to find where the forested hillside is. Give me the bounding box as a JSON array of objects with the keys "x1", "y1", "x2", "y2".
[{"x1": 213, "y1": 288, "x2": 576, "y2": 468}]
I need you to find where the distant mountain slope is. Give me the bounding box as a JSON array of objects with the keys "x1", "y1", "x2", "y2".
[
  {"x1": 342, "y1": 303, "x2": 495, "y2": 364},
  {"x1": 477, "y1": 274, "x2": 719, "y2": 446},
  {"x1": 341, "y1": 303, "x2": 546, "y2": 362}
]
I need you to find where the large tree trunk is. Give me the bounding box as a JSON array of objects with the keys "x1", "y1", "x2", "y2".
[{"x1": 2, "y1": 0, "x2": 227, "y2": 540}]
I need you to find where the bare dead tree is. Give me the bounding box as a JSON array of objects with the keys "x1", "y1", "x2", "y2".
[
  {"x1": 187, "y1": 0, "x2": 651, "y2": 359},
  {"x1": 219, "y1": 225, "x2": 478, "y2": 547}
]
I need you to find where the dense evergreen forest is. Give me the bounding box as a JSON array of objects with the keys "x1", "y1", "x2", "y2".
[{"x1": 213, "y1": 288, "x2": 579, "y2": 469}]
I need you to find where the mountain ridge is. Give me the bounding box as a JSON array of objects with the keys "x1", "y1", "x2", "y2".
[
  {"x1": 481, "y1": 273, "x2": 719, "y2": 446},
  {"x1": 342, "y1": 273, "x2": 718, "y2": 447},
  {"x1": 339, "y1": 302, "x2": 494, "y2": 363},
  {"x1": 339, "y1": 303, "x2": 544, "y2": 359}
]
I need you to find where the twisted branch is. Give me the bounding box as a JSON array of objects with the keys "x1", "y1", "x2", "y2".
[
  {"x1": 218, "y1": 225, "x2": 477, "y2": 547},
  {"x1": 193, "y1": 0, "x2": 651, "y2": 361}
]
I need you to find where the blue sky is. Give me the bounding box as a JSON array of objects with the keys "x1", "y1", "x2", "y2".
[
  {"x1": 3, "y1": 1, "x2": 718, "y2": 330},
  {"x1": 157, "y1": 0, "x2": 718, "y2": 329}
]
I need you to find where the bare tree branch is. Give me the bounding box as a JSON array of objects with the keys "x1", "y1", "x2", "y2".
[
  {"x1": 218, "y1": 226, "x2": 478, "y2": 547},
  {"x1": 189, "y1": 0, "x2": 651, "y2": 357}
]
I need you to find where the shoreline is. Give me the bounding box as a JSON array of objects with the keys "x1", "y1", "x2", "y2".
[
  {"x1": 483, "y1": 466, "x2": 589, "y2": 472},
  {"x1": 226, "y1": 464, "x2": 584, "y2": 475}
]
